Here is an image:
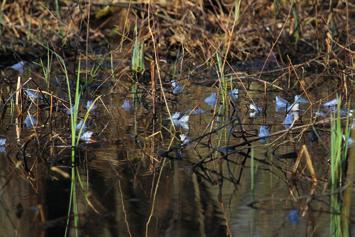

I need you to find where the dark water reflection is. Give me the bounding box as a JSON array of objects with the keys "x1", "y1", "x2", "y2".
[
  {"x1": 0, "y1": 69, "x2": 354, "y2": 236},
  {"x1": 77, "y1": 145, "x2": 229, "y2": 237}
]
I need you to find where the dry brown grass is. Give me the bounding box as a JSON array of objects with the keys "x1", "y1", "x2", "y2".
[{"x1": 0, "y1": 1, "x2": 352, "y2": 67}]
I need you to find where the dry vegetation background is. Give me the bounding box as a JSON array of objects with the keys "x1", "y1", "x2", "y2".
[
  {"x1": 0, "y1": 1, "x2": 352, "y2": 60},
  {"x1": 0, "y1": 0, "x2": 353, "y2": 96}
]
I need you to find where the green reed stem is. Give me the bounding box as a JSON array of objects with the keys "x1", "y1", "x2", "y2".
[{"x1": 330, "y1": 96, "x2": 351, "y2": 237}]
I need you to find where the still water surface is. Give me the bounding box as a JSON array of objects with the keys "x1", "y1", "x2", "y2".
[{"x1": 0, "y1": 64, "x2": 354, "y2": 236}]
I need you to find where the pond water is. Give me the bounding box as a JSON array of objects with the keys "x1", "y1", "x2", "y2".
[{"x1": 0, "y1": 61, "x2": 354, "y2": 237}]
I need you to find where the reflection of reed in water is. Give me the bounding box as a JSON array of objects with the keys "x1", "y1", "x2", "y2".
[
  {"x1": 0, "y1": 154, "x2": 43, "y2": 237},
  {"x1": 154, "y1": 162, "x2": 228, "y2": 237},
  {"x1": 80, "y1": 145, "x2": 229, "y2": 237}
]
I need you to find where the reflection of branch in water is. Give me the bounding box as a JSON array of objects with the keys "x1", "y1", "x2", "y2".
[
  {"x1": 160, "y1": 117, "x2": 335, "y2": 164},
  {"x1": 158, "y1": 117, "x2": 239, "y2": 159},
  {"x1": 247, "y1": 183, "x2": 351, "y2": 213},
  {"x1": 193, "y1": 165, "x2": 236, "y2": 185},
  {"x1": 193, "y1": 152, "x2": 289, "y2": 187}
]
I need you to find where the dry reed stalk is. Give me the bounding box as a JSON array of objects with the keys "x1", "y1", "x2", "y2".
[
  {"x1": 15, "y1": 76, "x2": 22, "y2": 141},
  {"x1": 50, "y1": 166, "x2": 70, "y2": 179},
  {"x1": 292, "y1": 144, "x2": 318, "y2": 184},
  {"x1": 36, "y1": 204, "x2": 46, "y2": 223},
  {"x1": 150, "y1": 60, "x2": 156, "y2": 115},
  {"x1": 50, "y1": 93, "x2": 53, "y2": 118}
]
